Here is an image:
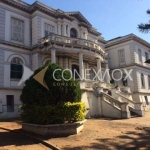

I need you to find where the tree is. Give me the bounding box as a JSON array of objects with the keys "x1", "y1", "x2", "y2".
[{"x1": 138, "y1": 9, "x2": 150, "y2": 33}]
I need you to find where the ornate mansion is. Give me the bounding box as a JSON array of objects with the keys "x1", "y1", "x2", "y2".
[{"x1": 0, "y1": 0, "x2": 150, "y2": 119}]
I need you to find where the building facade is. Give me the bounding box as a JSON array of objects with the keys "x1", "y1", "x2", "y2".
[
  {"x1": 0, "y1": 0, "x2": 148, "y2": 119},
  {"x1": 106, "y1": 34, "x2": 150, "y2": 110}
]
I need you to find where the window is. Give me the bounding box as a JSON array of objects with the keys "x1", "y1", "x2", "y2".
[
  {"x1": 141, "y1": 73, "x2": 145, "y2": 87},
  {"x1": 145, "y1": 52, "x2": 149, "y2": 61},
  {"x1": 138, "y1": 49, "x2": 142, "y2": 63},
  {"x1": 148, "y1": 75, "x2": 150, "y2": 88},
  {"x1": 10, "y1": 57, "x2": 23, "y2": 79},
  {"x1": 11, "y1": 18, "x2": 24, "y2": 42},
  {"x1": 118, "y1": 49, "x2": 125, "y2": 63},
  {"x1": 144, "y1": 96, "x2": 149, "y2": 105},
  {"x1": 70, "y1": 28, "x2": 77, "y2": 38},
  {"x1": 7, "y1": 95, "x2": 14, "y2": 112},
  {"x1": 45, "y1": 60, "x2": 51, "y2": 65},
  {"x1": 45, "y1": 23, "x2": 55, "y2": 36}
]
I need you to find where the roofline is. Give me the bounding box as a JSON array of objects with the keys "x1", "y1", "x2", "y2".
[
  {"x1": 65, "y1": 11, "x2": 92, "y2": 26},
  {"x1": 106, "y1": 34, "x2": 150, "y2": 48}
]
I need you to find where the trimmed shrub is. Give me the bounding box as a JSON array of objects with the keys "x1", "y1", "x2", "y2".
[
  {"x1": 20, "y1": 102, "x2": 86, "y2": 125},
  {"x1": 20, "y1": 63, "x2": 85, "y2": 124},
  {"x1": 20, "y1": 63, "x2": 82, "y2": 105}
]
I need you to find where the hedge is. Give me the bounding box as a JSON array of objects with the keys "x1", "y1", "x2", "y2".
[{"x1": 20, "y1": 102, "x2": 86, "y2": 125}]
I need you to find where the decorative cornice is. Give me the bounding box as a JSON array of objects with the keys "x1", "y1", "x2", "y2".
[
  {"x1": 109, "y1": 63, "x2": 150, "y2": 71},
  {"x1": 106, "y1": 34, "x2": 150, "y2": 48},
  {"x1": 0, "y1": 39, "x2": 31, "y2": 50}
]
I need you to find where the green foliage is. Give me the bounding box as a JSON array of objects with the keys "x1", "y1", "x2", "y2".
[
  {"x1": 20, "y1": 63, "x2": 82, "y2": 105},
  {"x1": 20, "y1": 63, "x2": 85, "y2": 124},
  {"x1": 20, "y1": 102, "x2": 86, "y2": 125},
  {"x1": 138, "y1": 9, "x2": 150, "y2": 33}
]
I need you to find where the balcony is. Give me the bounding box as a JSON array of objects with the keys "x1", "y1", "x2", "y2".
[{"x1": 41, "y1": 33, "x2": 105, "y2": 55}]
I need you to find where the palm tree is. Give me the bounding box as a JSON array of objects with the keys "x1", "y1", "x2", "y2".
[{"x1": 138, "y1": 9, "x2": 150, "y2": 33}]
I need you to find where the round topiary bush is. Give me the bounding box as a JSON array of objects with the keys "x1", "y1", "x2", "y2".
[
  {"x1": 20, "y1": 63, "x2": 82, "y2": 106},
  {"x1": 20, "y1": 63, "x2": 85, "y2": 124}
]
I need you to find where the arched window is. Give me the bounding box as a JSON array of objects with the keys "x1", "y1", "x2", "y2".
[
  {"x1": 70, "y1": 28, "x2": 77, "y2": 38},
  {"x1": 45, "y1": 60, "x2": 51, "y2": 65},
  {"x1": 11, "y1": 57, "x2": 23, "y2": 79},
  {"x1": 141, "y1": 73, "x2": 145, "y2": 87}
]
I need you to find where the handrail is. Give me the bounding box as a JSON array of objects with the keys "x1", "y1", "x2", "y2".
[
  {"x1": 102, "y1": 92, "x2": 121, "y2": 104},
  {"x1": 102, "y1": 92, "x2": 122, "y2": 109},
  {"x1": 116, "y1": 91, "x2": 136, "y2": 104},
  {"x1": 116, "y1": 91, "x2": 135, "y2": 109}
]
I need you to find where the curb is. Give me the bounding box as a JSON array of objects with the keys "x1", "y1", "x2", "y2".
[{"x1": 23, "y1": 133, "x2": 60, "y2": 150}]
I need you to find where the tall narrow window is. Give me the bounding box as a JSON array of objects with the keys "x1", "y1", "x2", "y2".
[
  {"x1": 7, "y1": 95, "x2": 14, "y2": 112},
  {"x1": 138, "y1": 49, "x2": 142, "y2": 63},
  {"x1": 11, "y1": 18, "x2": 24, "y2": 42},
  {"x1": 148, "y1": 75, "x2": 150, "y2": 88},
  {"x1": 45, "y1": 23, "x2": 55, "y2": 36},
  {"x1": 144, "y1": 96, "x2": 149, "y2": 105},
  {"x1": 145, "y1": 52, "x2": 149, "y2": 61},
  {"x1": 141, "y1": 73, "x2": 145, "y2": 87},
  {"x1": 118, "y1": 49, "x2": 125, "y2": 63},
  {"x1": 11, "y1": 57, "x2": 23, "y2": 79}
]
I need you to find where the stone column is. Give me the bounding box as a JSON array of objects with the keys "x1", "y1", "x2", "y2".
[
  {"x1": 67, "y1": 25, "x2": 71, "y2": 37},
  {"x1": 63, "y1": 23, "x2": 67, "y2": 36},
  {"x1": 105, "y1": 63, "x2": 110, "y2": 83},
  {"x1": 68, "y1": 59, "x2": 72, "y2": 70},
  {"x1": 97, "y1": 58, "x2": 102, "y2": 81},
  {"x1": 64, "y1": 58, "x2": 69, "y2": 69},
  {"x1": 79, "y1": 53, "x2": 84, "y2": 80},
  {"x1": 59, "y1": 57, "x2": 63, "y2": 68},
  {"x1": 51, "y1": 50, "x2": 56, "y2": 63},
  {"x1": 57, "y1": 23, "x2": 61, "y2": 35}
]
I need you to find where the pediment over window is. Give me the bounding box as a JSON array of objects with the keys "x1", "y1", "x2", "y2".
[{"x1": 65, "y1": 11, "x2": 92, "y2": 26}]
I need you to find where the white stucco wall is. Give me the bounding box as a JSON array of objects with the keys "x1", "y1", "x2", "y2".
[{"x1": 0, "y1": 89, "x2": 22, "y2": 119}]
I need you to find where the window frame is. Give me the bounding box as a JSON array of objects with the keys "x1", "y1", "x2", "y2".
[
  {"x1": 10, "y1": 57, "x2": 23, "y2": 80},
  {"x1": 148, "y1": 75, "x2": 150, "y2": 88},
  {"x1": 118, "y1": 49, "x2": 125, "y2": 63},
  {"x1": 144, "y1": 96, "x2": 149, "y2": 105},
  {"x1": 138, "y1": 49, "x2": 142, "y2": 63},
  {"x1": 11, "y1": 17, "x2": 24, "y2": 42},
  {"x1": 6, "y1": 95, "x2": 14, "y2": 112},
  {"x1": 145, "y1": 52, "x2": 149, "y2": 61},
  {"x1": 45, "y1": 23, "x2": 55, "y2": 36},
  {"x1": 141, "y1": 73, "x2": 145, "y2": 87}
]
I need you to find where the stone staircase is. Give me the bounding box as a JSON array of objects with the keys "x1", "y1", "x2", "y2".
[{"x1": 92, "y1": 82, "x2": 144, "y2": 119}]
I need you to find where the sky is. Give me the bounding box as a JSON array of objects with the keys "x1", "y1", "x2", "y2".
[{"x1": 24, "y1": 0, "x2": 150, "y2": 42}]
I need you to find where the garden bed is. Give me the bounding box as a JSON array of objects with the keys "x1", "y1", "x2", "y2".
[{"x1": 22, "y1": 119, "x2": 87, "y2": 136}]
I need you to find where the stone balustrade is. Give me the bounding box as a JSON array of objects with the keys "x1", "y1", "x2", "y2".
[{"x1": 41, "y1": 33, "x2": 105, "y2": 54}]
